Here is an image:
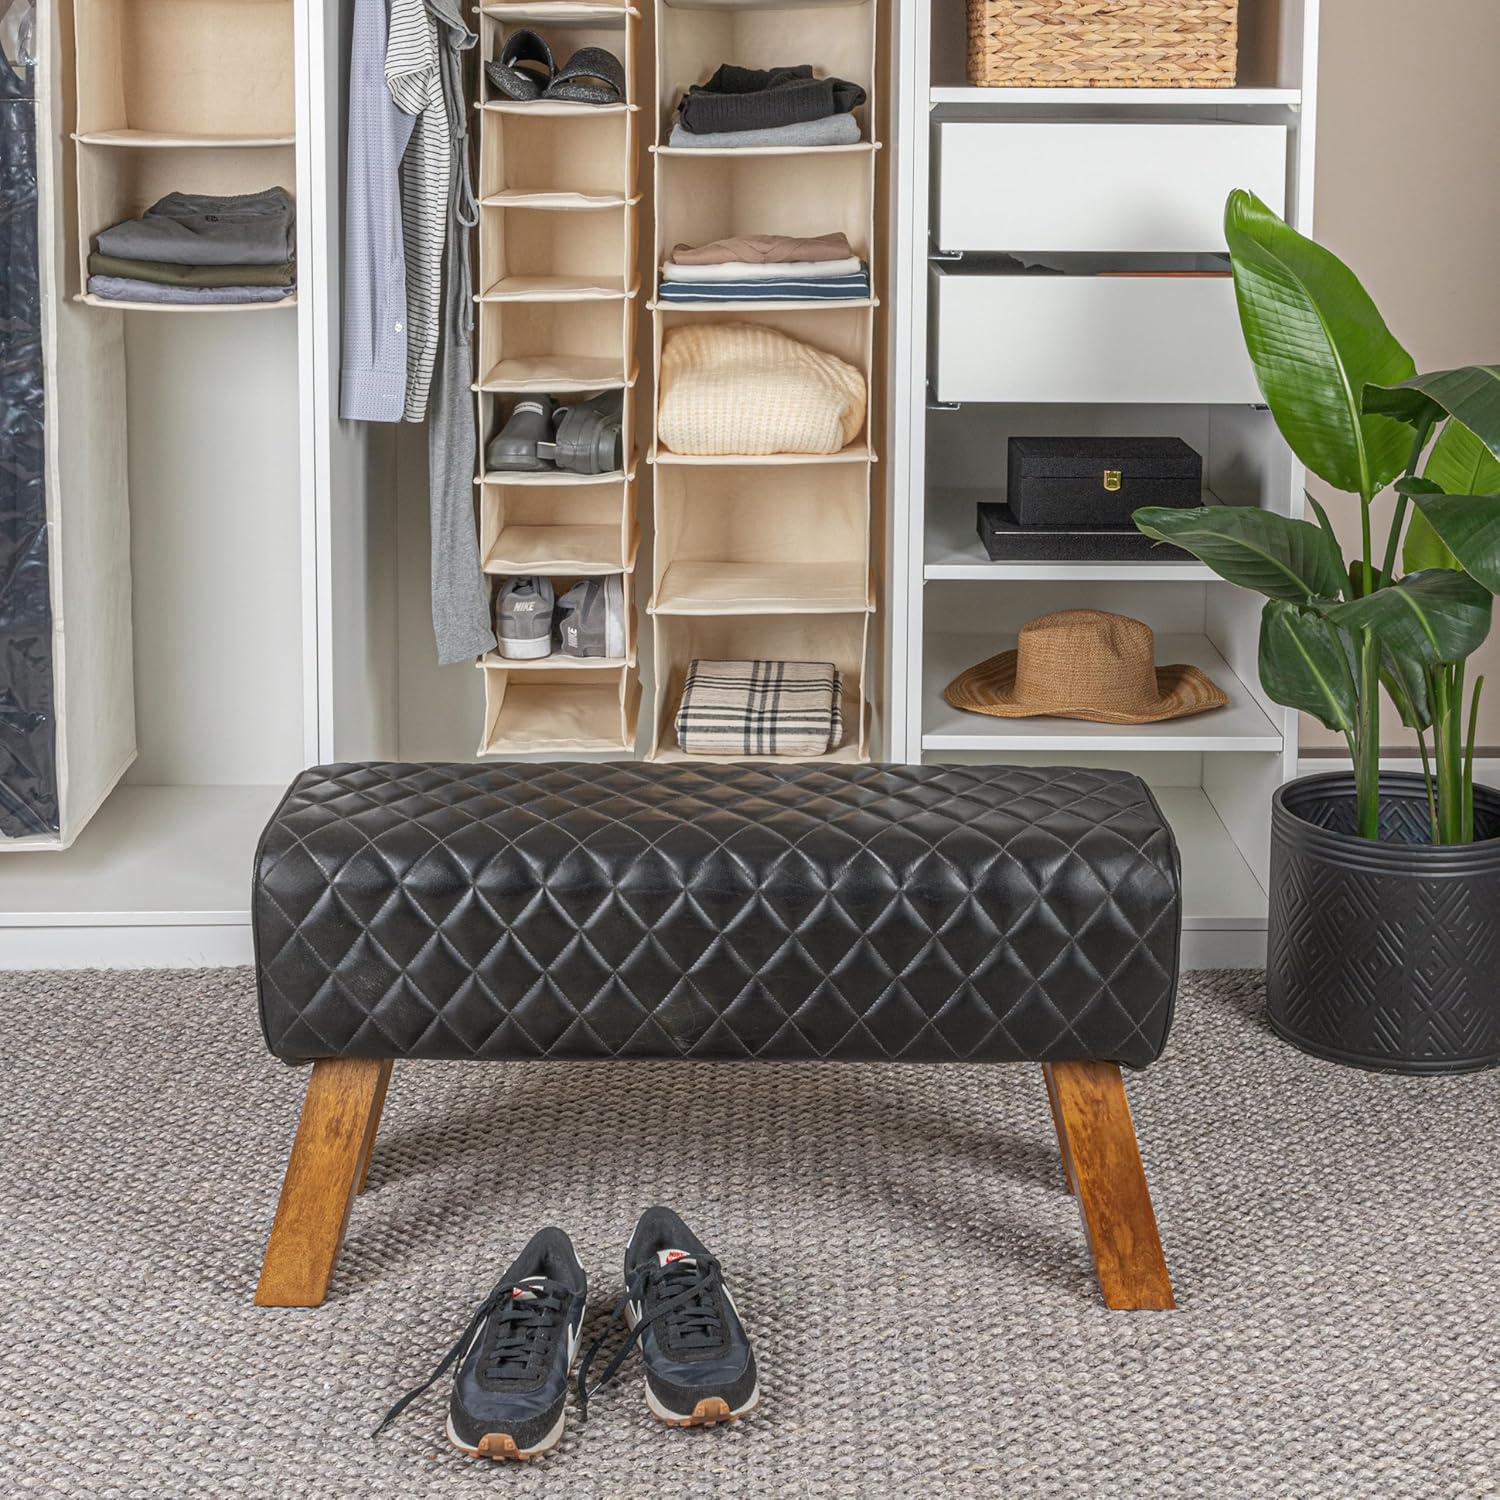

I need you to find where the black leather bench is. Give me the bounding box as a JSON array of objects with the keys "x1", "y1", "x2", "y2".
[{"x1": 252, "y1": 762, "x2": 1181, "y2": 1310}]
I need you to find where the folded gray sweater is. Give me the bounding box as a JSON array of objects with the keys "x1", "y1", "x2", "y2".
[
  {"x1": 667, "y1": 113, "x2": 861, "y2": 150},
  {"x1": 94, "y1": 188, "x2": 296, "y2": 267}
]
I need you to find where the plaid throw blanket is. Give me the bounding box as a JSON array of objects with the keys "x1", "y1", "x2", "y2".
[{"x1": 675, "y1": 660, "x2": 843, "y2": 756}]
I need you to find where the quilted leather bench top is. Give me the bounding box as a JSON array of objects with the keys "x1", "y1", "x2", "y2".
[{"x1": 253, "y1": 762, "x2": 1181, "y2": 1066}]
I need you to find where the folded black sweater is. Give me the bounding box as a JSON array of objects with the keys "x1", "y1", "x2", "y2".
[{"x1": 677, "y1": 63, "x2": 867, "y2": 136}]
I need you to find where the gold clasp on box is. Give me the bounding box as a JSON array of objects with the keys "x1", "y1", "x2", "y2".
[{"x1": 1103, "y1": 470, "x2": 1122, "y2": 492}]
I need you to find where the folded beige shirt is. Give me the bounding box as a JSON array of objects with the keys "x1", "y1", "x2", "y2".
[{"x1": 669, "y1": 232, "x2": 854, "y2": 266}]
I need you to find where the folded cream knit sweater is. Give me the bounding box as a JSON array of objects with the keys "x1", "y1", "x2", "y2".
[{"x1": 657, "y1": 323, "x2": 866, "y2": 456}]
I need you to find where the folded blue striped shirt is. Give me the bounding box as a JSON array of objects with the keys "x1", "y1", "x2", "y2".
[{"x1": 659, "y1": 272, "x2": 870, "y2": 303}]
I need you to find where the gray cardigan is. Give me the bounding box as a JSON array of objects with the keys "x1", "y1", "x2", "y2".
[{"x1": 339, "y1": 0, "x2": 414, "y2": 421}]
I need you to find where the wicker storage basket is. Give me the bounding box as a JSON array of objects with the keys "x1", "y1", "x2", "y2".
[{"x1": 966, "y1": 0, "x2": 1239, "y2": 89}]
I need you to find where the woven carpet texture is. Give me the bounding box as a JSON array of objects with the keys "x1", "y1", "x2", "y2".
[{"x1": 1, "y1": 968, "x2": 1495, "y2": 1498}]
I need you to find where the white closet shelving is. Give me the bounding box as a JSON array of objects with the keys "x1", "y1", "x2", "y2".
[
  {"x1": 473, "y1": 0, "x2": 643, "y2": 752},
  {"x1": 646, "y1": 0, "x2": 882, "y2": 761},
  {"x1": 889, "y1": 0, "x2": 1321, "y2": 967},
  {"x1": 0, "y1": 0, "x2": 314, "y2": 963},
  {"x1": 72, "y1": 0, "x2": 297, "y2": 309}
]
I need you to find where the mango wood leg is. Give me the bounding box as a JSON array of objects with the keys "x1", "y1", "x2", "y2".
[
  {"x1": 1041, "y1": 1065, "x2": 1076, "y2": 1195},
  {"x1": 256, "y1": 1058, "x2": 394, "y2": 1307},
  {"x1": 1042, "y1": 1061, "x2": 1175, "y2": 1311},
  {"x1": 356, "y1": 1063, "x2": 392, "y2": 1195}
]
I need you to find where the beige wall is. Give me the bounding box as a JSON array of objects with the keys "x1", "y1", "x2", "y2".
[{"x1": 1305, "y1": 0, "x2": 1500, "y2": 754}]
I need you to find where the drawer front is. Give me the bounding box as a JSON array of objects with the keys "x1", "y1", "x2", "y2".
[
  {"x1": 934, "y1": 122, "x2": 1287, "y2": 254},
  {"x1": 930, "y1": 269, "x2": 1261, "y2": 405}
]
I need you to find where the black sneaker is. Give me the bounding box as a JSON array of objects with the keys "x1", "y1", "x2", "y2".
[
  {"x1": 375, "y1": 1228, "x2": 587, "y2": 1461},
  {"x1": 577, "y1": 1207, "x2": 758, "y2": 1428}
]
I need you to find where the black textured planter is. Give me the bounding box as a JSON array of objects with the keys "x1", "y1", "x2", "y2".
[{"x1": 1266, "y1": 772, "x2": 1500, "y2": 1074}]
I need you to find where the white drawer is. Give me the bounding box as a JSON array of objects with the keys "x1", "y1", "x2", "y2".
[
  {"x1": 933, "y1": 121, "x2": 1287, "y2": 254},
  {"x1": 930, "y1": 267, "x2": 1261, "y2": 405}
]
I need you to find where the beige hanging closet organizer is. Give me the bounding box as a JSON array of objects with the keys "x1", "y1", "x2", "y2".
[
  {"x1": 473, "y1": 0, "x2": 644, "y2": 753},
  {"x1": 646, "y1": 0, "x2": 880, "y2": 762}
]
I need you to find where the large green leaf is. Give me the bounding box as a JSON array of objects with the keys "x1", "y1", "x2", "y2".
[
  {"x1": 1324, "y1": 568, "x2": 1493, "y2": 666},
  {"x1": 1133, "y1": 505, "x2": 1345, "y2": 601},
  {"x1": 1405, "y1": 491, "x2": 1500, "y2": 594},
  {"x1": 1259, "y1": 601, "x2": 1359, "y2": 732},
  {"x1": 1364, "y1": 366, "x2": 1500, "y2": 457},
  {"x1": 1406, "y1": 419, "x2": 1500, "y2": 572},
  {"x1": 1224, "y1": 189, "x2": 1415, "y2": 498}
]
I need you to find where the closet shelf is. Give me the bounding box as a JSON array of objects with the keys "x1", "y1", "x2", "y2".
[
  {"x1": 482, "y1": 524, "x2": 638, "y2": 573},
  {"x1": 481, "y1": 100, "x2": 638, "y2": 117},
  {"x1": 653, "y1": 141, "x2": 880, "y2": 158},
  {"x1": 479, "y1": 681, "x2": 640, "y2": 755},
  {"x1": 478, "y1": 358, "x2": 634, "y2": 392},
  {"x1": 662, "y1": 0, "x2": 868, "y2": 9},
  {"x1": 481, "y1": 189, "x2": 640, "y2": 210},
  {"x1": 923, "y1": 489, "x2": 1216, "y2": 580},
  {"x1": 648, "y1": 296, "x2": 878, "y2": 312},
  {"x1": 75, "y1": 293, "x2": 297, "y2": 313},
  {"x1": 922, "y1": 631, "x2": 1282, "y2": 753},
  {"x1": 929, "y1": 86, "x2": 1301, "y2": 108},
  {"x1": 478, "y1": 274, "x2": 637, "y2": 302},
  {"x1": 651, "y1": 561, "x2": 872, "y2": 615},
  {"x1": 482, "y1": 1, "x2": 640, "y2": 21},
  {"x1": 651, "y1": 442, "x2": 874, "y2": 466},
  {"x1": 477, "y1": 466, "x2": 635, "y2": 487},
  {"x1": 75, "y1": 128, "x2": 296, "y2": 148},
  {"x1": 478, "y1": 650, "x2": 636, "y2": 671}
]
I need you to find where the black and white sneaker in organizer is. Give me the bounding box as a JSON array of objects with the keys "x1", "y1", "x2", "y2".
[
  {"x1": 375, "y1": 1228, "x2": 587, "y2": 1462},
  {"x1": 494, "y1": 574, "x2": 555, "y2": 660},
  {"x1": 577, "y1": 1207, "x2": 758, "y2": 1428}
]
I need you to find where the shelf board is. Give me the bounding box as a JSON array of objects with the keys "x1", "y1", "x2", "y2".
[
  {"x1": 481, "y1": 1, "x2": 639, "y2": 21},
  {"x1": 477, "y1": 273, "x2": 635, "y2": 303},
  {"x1": 653, "y1": 141, "x2": 880, "y2": 158},
  {"x1": 477, "y1": 466, "x2": 634, "y2": 487},
  {"x1": 0, "y1": 785, "x2": 285, "y2": 927},
  {"x1": 477, "y1": 650, "x2": 635, "y2": 671},
  {"x1": 482, "y1": 523, "x2": 635, "y2": 573},
  {"x1": 479, "y1": 682, "x2": 635, "y2": 754},
  {"x1": 922, "y1": 631, "x2": 1282, "y2": 753},
  {"x1": 75, "y1": 128, "x2": 296, "y2": 148},
  {"x1": 651, "y1": 442, "x2": 873, "y2": 466},
  {"x1": 650, "y1": 295, "x2": 877, "y2": 312},
  {"x1": 478, "y1": 356, "x2": 632, "y2": 392},
  {"x1": 651, "y1": 560, "x2": 872, "y2": 615},
  {"x1": 924, "y1": 488, "x2": 1215, "y2": 580},
  {"x1": 929, "y1": 86, "x2": 1301, "y2": 108},
  {"x1": 481, "y1": 99, "x2": 637, "y2": 117},
  {"x1": 1145, "y1": 787, "x2": 1267, "y2": 930},
  {"x1": 662, "y1": 0, "x2": 866, "y2": 8},
  {"x1": 76, "y1": 293, "x2": 297, "y2": 313},
  {"x1": 481, "y1": 189, "x2": 639, "y2": 210}
]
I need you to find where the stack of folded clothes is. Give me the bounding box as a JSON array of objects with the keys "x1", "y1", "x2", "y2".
[
  {"x1": 669, "y1": 63, "x2": 865, "y2": 150},
  {"x1": 659, "y1": 231, "x2": 869, "y2": 303},
  {"x1": 87, "y1": 187, "x2": 296, "y2": 307},
  {"x1": 675, "y1": 659, "x2": 844, "y2": 757}
]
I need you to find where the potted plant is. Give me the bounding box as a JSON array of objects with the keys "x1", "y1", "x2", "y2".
[{"x1": 1136, "y1": 189, "x2": 1500, "y2": 1074}]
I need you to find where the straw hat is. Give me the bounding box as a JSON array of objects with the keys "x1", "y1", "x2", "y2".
[{"x1": 944, "y1": 609, "x2": 1228, "y2": 723}]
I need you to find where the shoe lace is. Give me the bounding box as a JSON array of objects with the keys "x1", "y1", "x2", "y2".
[
  {"x1": 574, "y1": 1255, "x2": 724, "y2": 1420},
  {"x1": 372, "y1": 1277, "x2": 570, "y2": 1437}
]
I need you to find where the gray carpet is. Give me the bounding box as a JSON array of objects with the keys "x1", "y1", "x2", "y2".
[{"x1": 1, "y1": 969, "x2": 1495, "y2": 1498}]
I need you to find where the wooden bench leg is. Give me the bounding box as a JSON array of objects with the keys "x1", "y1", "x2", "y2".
[
  {"x1": 1042, "y1": 1061, "x2": 1175, "y2": 1311},
  {"x1": 356, "y1": 1062, "x2": 392, "y2": 1195},
  {"x1": 256, "y1": 1058, "x2": 393, "y2": 1307}
]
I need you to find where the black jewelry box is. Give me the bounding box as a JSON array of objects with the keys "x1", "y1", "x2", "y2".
[
  {"x1": 1008, "y1": 436, "x2": 1203, "y2": 528},
  {"x1": 977, "y1": 503, "x2": 1195, "y2": 563}
]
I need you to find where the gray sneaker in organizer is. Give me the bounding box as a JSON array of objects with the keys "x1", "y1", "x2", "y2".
[
  {"x1": 555, "y1": 576, "x2": 626, "y2": 660},
  {"x1": 495, "y1": 576, "x2": 556, "y2": 660}
]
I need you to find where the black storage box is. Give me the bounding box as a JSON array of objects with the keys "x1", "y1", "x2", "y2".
[
  {"x1": 1008, "y1": 436, "x2": 1203, "y2": 527},
  {"x1": 976, "y1": 504, "x2": 1195, "y2": 563}
]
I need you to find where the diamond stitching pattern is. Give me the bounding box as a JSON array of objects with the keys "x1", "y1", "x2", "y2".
[{"x1": 253, "y1": 763, "x2": 1181, "y2": 1067}]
